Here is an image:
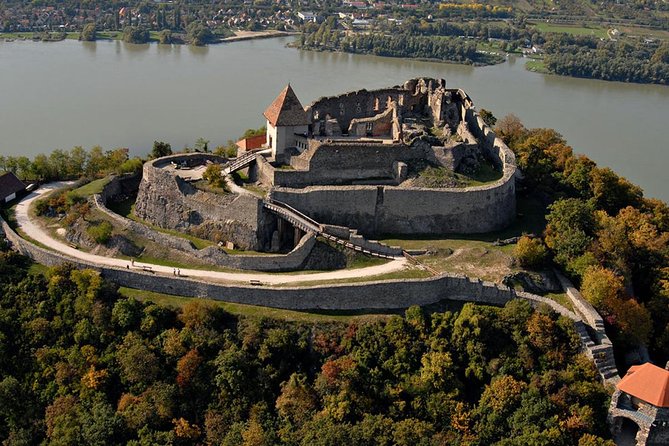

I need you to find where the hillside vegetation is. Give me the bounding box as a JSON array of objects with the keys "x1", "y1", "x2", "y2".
[{"x1": 0, "y1": 248, "x2": 613, "y2": 445}]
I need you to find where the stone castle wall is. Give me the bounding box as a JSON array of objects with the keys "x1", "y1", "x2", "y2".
[
  {"x1": 134, "y1": 153, "x2": 270, "y2": 250},
  {"x1": 271, "y1": 98, "x2": 517, "y2": 236},
  {"x1": 276, "y1": 140, "x2": 429, "y2": 188},
  {"x1": 96, "y1": 167, "x2": 317, "y2": 272},
  {"x1": 307, "y1": 87, "x2": 413, "y2": 132},
  {"x1": 0, "y1": 214, "x2": 571, "y2": 314},
  {"x1": 98, "y1": 172, "x2": 142, "y2": 202},
  {"x1": 1, "y1": 214, "x2": 617, "y2": 382}
]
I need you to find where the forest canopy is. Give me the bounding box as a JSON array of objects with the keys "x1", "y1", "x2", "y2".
[{"x1": 0, "y1": 248, "x2": 613, "y2": 445}]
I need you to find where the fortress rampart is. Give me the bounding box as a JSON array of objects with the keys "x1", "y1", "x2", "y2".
[
  {"x1": 270, "y1": 97, "x2": 517, "y2": 235},
  {"x1": 97, "y1": 171, "x2": 317, "y2": 272},
  {"x1": 134, "y1": 153, "x2": 272, "y2": 250},
  {"x1": 0, "y1": 215, "x2": 619, "y2": 383},
  {"x1": 0, "y1": 215, "x2": 568, "y2": 313}
]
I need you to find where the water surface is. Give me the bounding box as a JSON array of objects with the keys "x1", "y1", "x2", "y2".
[{"x1": 0, "y1": 37, "x2": 667, "y2": 200}]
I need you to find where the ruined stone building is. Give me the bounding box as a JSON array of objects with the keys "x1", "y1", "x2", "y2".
[
  {"x1": 609, "y1": 362, "x2": 669, "y2": 446},
  {"x1": 134, "y1": 78, "x2": 517, "y2": 255}
]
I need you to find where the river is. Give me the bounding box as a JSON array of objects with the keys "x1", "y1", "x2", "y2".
[{"x1": 0, "y1": 37, "x2": 667, "y2": 200}]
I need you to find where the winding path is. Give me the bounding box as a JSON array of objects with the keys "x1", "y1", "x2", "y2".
[{"x1": 14, "y1": 183, "x2": 409, "y2": 285}]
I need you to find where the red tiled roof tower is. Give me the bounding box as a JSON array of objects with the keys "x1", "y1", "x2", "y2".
[{"x1": 263, "y1": 84, "x2": 309, "y2": 127}]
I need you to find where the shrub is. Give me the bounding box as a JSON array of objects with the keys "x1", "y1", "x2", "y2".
[
  {"x1": 202, "y1": 164, "x2": 229, "y2": 192},
  {"x1": 513, "y1": 236, "x2": 548, "y2": 269},
  {"x1": 119, "y1": 158, "x2": 143, "y2": 174},
  {"x1": 87, "y1": 221, "x2": 113, "y2": 244}
]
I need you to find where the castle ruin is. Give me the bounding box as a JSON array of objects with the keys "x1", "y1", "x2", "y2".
[{"x1": 134, "y1": 78, "x2": 517, "y2": 258}]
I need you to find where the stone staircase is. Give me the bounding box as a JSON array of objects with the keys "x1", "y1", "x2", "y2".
[
  {"x1": 591, "y1": 344, "x2": 619, "y2": 380},
  {"x1": 263, "y1": 198, "x2": 401, "y2": 259}
]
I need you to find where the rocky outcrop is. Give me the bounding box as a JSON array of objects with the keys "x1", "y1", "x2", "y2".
[{"x1": 134, "y1": 154, "x2": 271, "y2": 251}]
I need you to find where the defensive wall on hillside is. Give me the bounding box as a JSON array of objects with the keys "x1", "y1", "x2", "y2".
[
  {"x1": 555, "y1": 270, "x2": 620, "y2": 383},
  {"x1": 0, "y1": 215, "x2": 619, "y2": 383},
  {"x1": 134, "y1": 153, "x2": 273, "y2": 251},
  {"x1": 95, "y1": 173, "x2": 318, "y2": 272},
  {"x1": 0, "y1": 214, "x2": 566, "y2": 312}
]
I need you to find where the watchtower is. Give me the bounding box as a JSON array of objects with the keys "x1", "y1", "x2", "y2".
[
  {"x1": 263, "y1": 84, "x2": 309, "y2": 161},
  {"x1": 609, "y1": 362, "x2": 669, "y2": 445}
]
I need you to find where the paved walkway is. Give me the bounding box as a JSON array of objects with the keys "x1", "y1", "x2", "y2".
[{"x1": 14, "y1": 183, "x2": 409, "y2": 285}]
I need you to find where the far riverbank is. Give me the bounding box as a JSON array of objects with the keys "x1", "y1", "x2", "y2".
[{"x1": 0, "y1": 29, "x2": 297, "y2": 45}]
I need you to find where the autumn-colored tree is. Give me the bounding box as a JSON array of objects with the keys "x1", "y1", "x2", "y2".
[
  {"x1": 513, "y1": 235, "x2": 548, "y2": 269},
  {"x1": 578, "y1": 433, "x2": 616, "y2": 446},
  {"x1": 604, "y1": 297, "x2": 652, "y2": 346},
  {"x1": 495, "y1": 114, "x2": 526, "y2": 147},
  {"x1": 173, "y1": 417, "x2": 201, "y2": 440},
  {"x1": 176, "y1": 349, "x2": 203, "y2": 388},
  {"x1": 117, "y1": 332, "x2": 160, "y2": 386},
  {"x1": 275, "y1": 373, "x2": 318, "y2": 425},
  {"x1": 580, "y1": 266, "x2": 624, "y2": 308},
  {"x1": 590, "y1": 167, "x2": 643, "y2": 216}
]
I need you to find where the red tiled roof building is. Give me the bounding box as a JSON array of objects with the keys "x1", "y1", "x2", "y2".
[
  {"x1": 609, "y1": 362, "x2": 669, "y2": 445},
  {"x1": 263, "y1": 84, "x2": 309, "y2": 161}
]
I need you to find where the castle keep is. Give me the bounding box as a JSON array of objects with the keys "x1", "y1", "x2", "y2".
[{"x1": 135, "y1": 78, "x2": 517, "y2": 255}]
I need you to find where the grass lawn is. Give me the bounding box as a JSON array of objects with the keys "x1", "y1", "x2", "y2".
[
  {"x1": 272, "y1": 267, "x2": 432, "y2": 287},
  {"x1": 526, "y1": 59, "x2": 548, "y2": 73},
  {"x1": 119, "y1": 287, "x2": 479, "y2": 322},
  {"x1": 529, "y1": 22, "x2": 608, "y2": 39},
  {"x1": 71, "y1": 177, "x2": 111, "y2": 198},
  {"x1": 379, "y1": 196, "x2": 548, "y2": 283},
  {"x1": 123, "y1": 209, "x2": 216, "y2": 251},
  {"x1": 465, "y1": 162, "x2": 504, "y2": 185},
  {"x1": 544, "y1": 292, "x2": 574, "y2": 312},
  {"x1": 28, "y1": 263, "x2": 50, "y2": 276},
  {"x1": 384, "y1": 237, "x2": 518, "y2": 283}
]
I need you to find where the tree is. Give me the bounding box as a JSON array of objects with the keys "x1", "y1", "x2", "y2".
[
  {"x1": 117, "y1": 332, "x2": 160, "y2": 386},
  {"x1": 545, "y1": 198, "x2": 596, "y2": 267},
  {"x1": 151, "y1": 141, "x2": 172, "y2": 159},
  {"x1": 590, "y1": 167, "x2": 643, "y2": 216},
  {"x1": 123, "y1": 26, "x2": 150, "y2": 44},
  {"x1": 513, "y1": 236, "x2": 548, "y2": 269},
  {"x1": 479, "y1": 108, "x2": 497, "y2": 127},
  {"x1": 158, "y1": 29, "x2": 173, "y2": 44},
  {"x1": 580, "y1": 266, "x2": 624, "y2": 308},
  {"x1": 194, "y1": 137, "x2": 210, "y2": 153},
  {"x1": 202, "y1": 164, "x2": 227, "y2": 190},
  {"x1": 604, "y1": 297, "x2": 652, "y2": 346},
  {"x1": 275, "y1": 373, "x2": 317, "y2": 425},
  {"x1": 187, "y1": 23, "x2": 215, "y2": 46},
  {"x1": 495, "y1": 114, "x2": 526, "y2": 147},
  {"x1": 80, "y1": 23, "x2": 97, "y2": 41}
]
